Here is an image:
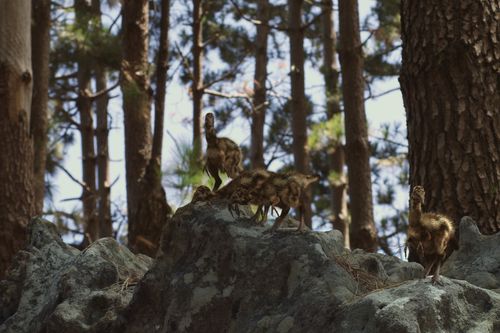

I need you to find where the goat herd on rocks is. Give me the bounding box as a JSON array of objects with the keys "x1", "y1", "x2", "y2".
[{"x1": 193, "y1": 113, "x2": 455, "y2": 283}]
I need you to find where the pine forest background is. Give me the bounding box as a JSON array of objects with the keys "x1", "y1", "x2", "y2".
[{"x1": 1, "y1": 0, "x2": 498, "y2": 277}]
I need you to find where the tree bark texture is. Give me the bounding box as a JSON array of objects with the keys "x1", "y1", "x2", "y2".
[
  {"x1": 31, "y1": 0, "x2": 51, "y2": 215},
  {"x1": 75, "y1": 0, "x2": 98, "y2": 244},
  {"x1": 250, "y1": 0, "x2": 270, "y2": 170},
  {"x1": 322, "y1": 0, "x2": 349, "y2": 248},
  {"x1": 338, "y1": 0, "x2": 377, "y2": 252},
  {"x1": 92, "y1": 0, "x2": 112, "y2": 238},
  {"x1": 132, "y1": 0, "x2": 173, "y2": 256},
  {"x1": 288, "y1": 0, "x2": 313, "y2": 229},
  {"x1": 152, "y1": 0, "x2": 170, "y2": 166},
  {"x1": 0, "y1": 0, "x2": 35, "y2": 278},
  {"x1": 122, "y1": 0, "x2": 170, "y2": 256},
  {"x1": 192, "y1": 0, "x2": 204, "y2": 162},
  {"x1": 95, "y1": 65, "x2": 112, "y2": 238},
  {"x1": 122, "y1": 0, "x2": 152, "y2": 250},
  {"x1": 400, "y1": 0, "x2": 500, "y2": 235}
]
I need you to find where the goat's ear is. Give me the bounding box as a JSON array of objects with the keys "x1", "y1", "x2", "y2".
[{"x1": 304, "y1": 175, "x2": 319, "y2": 186}]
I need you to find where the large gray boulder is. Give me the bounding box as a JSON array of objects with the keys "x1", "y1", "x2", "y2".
[
  {"x1": 0, "y1": 218, "x2": 152, "y2": 333},
  {"x1": 118, "y1": 201, "x2": 500, "y2": 333},
  {"x1": 334, "y1": 278, "x2": 500, "y2": 333},
  {"x1": 442, "y1": 216, "x2": 500, "y2": 292},
  {"x1": 2, "y1": 206, "x2": 499, "y2": 333}
]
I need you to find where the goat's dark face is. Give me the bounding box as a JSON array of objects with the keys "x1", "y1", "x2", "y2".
[
  {"x1": 204, "y1": 113, "x2": 215, "y2": 129},
  {"x1": 411, "y1": 186, "x2": 425, "y2": 204}
]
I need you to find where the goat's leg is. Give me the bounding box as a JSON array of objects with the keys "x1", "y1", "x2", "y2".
[
  {"x1": 249, "y1": 205, "x2": 262, "y2": 223},
  {"x1": 259, "y1": 205, "x2": 270, "y2": 224},
  {"x1": 267, "y1": 207, "x2": 290, "y2": 233},
  {"x1": 207, "y1": 163, "x2": 222, "y2": 191},
  {"x1": 431, "y1": 259, "x2": 443, "y2": 285},
  {"x1": 296, "y1": 206, "x2": 306, "y2": 232},
  {"x1": 424, "y1": 259, "x2": 435, "y2": 278}
]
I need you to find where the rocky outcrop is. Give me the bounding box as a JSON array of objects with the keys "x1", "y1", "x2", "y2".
[
  {"x1": 0, "y1": 218, "x2": 152, "y2": 333},
  {"x1": 1, "y1": 205, "x2": 499, "y2": 333},
  {"x1": 442, "y1": 216, "x2": 500, "y2": 292},
  {"x1": 334, "y1": 278, "x2": 500, "y2": 333},
  {"x1": 118, "y1": 201, "x2": 500, "y2": 333}
]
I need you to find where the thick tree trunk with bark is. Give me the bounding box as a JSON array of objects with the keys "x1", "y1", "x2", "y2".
[
  {"x1": 122, "y1": 0, "x2": 171, "y2": 256},
  {"x1": 288, "y1": 0, "x2": 312, "y2": 229},
  {"x1": 31, "y1": 0, "x2": 51, "y2": 215},
  {"x1": 400, "y1": 0, "x2": 500, "y2": 235},
  {"x1": 122, "y1": 0, "x2": 152, "y2": 251},
  {"x1": 135, "y1": 0, "x2": 173, "y2": 255},
  {"x1": 338, "y1": 0, "x2": 377, "y2": 252},
  {"x1": 192, "y1": 0, "x2": 204, "y2": 162},
  {"x1": 0, "y1": 0, "x2": 35, "y2": 278},
  {"x1": 75, "y1": 0, "x2": 98, "y2": 244},
  {"x1": 250, "y1": 0, "x2": 270, "y2": 170},
  {"x1": 322, "y1": 0, "x2": 349, "y2": 248}
]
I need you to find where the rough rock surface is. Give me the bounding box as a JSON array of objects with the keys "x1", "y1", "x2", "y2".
[
  {"x1": 442, "y1": 216, "x2": 500, "y2": 292},
  {"x1": 117, "y1": 201, "x2": 500, "y2": 333},
  {"x1": 0, "y1": 218, "x2": 152, "y2": 333},
  {"x1": 2, "y1": 206, "x2": 499, "y2": 333}
]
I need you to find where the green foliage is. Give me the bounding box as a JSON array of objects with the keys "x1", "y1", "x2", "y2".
[
  {"x1": 175, "y1": 0, "x2": 252, "y2": 90},
  {"x1": 51, "y1": 20, "x2": 121, "y2": 71},
  {"x1": 363, "y1": 0, "x2": 402, "y2": 79},
  {"x1": 370, "y1": 122, "x2": 409, "y2": 255},
  {"x1": 328, "y1": 170, "x2": 344, "y2": 187},
  {"x1": 369, "y1": 0, "x2": 401, "y2": 47},
  {"x1": 164, "y1": 134, "x2": 210, "y2": 204},
  {"x1": 307, "y1": 114, "x2": 343, "y2": 152}
]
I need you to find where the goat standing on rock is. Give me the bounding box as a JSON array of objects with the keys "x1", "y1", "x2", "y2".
[
  {"x1": 406, "y1": 186, "x2": 455, "y2": 284},
  {"x1": 204, "y1": 113, "x2": 243, "y2": 191}
]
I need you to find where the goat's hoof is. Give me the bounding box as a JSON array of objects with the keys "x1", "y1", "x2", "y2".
[{"x1": 430, "y1": 276, "x2": 443, "y2": 285}]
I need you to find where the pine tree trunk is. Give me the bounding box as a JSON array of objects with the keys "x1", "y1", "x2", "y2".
[
  {"x1": 75, "y1": 0, "x2": 98, "y2": 244},
  {"x1": 122, "y1": 0, "x2": 152, "y2": 250},
  {"x1": 322, "y1": 0, "x2": 349, "y2": 248},
  {"x1": 192, "y1": 0, "x2": 204, "y2": 162},
  {"x1": 122, "y1": 0, "x2": 170, "y2": 256},
  {"x1": 288, "y1": 0, "x2": 313, "y2": 229},
  {"x1": 95, "y1": 65, "x2": 112, "y2": 238},
  {"x1": 338, "y1": 0, "x2": 377, "y2": 252},
  {"x1": 132, "y1": 0, "x2": 173, "y2": 256},
  {"x1": 152, "y1": 0, "x2": 170, "y2": 166},
  {"x1": 92, "y1": 0, "x2": 112, "y2": 238},
  {"x1": 400, "y1": 0, "x2": 500, "y2": 234},
  {"x1": 0, "y1": 0, "x2": 35, "y2": 278},
  {"x1": 250, "y1": 0, "x2": 269, "y2": 170},
  {"x1": 31, "y1": 0, "x2": 51, "y2": 215}
]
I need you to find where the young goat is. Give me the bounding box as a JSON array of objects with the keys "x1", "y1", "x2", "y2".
[
  {"x1": 228, "y1": 172, "x2": 318, "y2": 232},
  {"x1": 204, "y1": 113, "x2": 243, "y2": 191},
  {"x1": 406, "y1": 186, "x2": 455, "y2": 284}
]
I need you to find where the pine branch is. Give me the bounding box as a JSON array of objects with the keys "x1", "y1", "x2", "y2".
[
  {"x1": 54, "y1": 161, "x2": 89, "y2": 191},
  {"x1": 204, "y1": 89, "x2": 249, "y2": 99},
  {"x1": 301, "y1": 10, "x2": 326, "y2": 31},
  {"x1": 229, "y1": 0, "x2": 289, "y2": 32},
  {"x1": 364, "y1": 87, "x2": 400, "y2": 101},
  {"x1": 174, "y1": 42, "x2": 194, "y2": 81},
  {"x1": 89, "y1": 81, "x2": 120, "y2": 100}
]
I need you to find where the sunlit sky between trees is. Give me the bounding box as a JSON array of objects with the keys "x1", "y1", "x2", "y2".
[{"x1": 51, "y1": 0, "x2": 407, "y2": 255}]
